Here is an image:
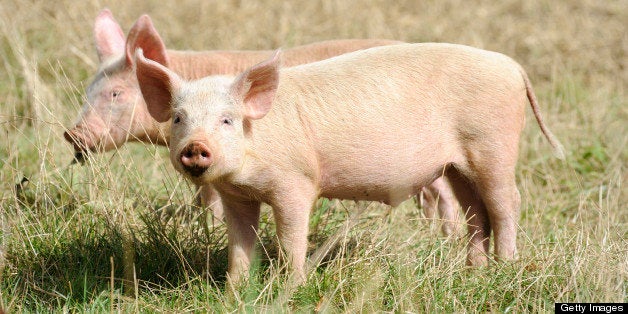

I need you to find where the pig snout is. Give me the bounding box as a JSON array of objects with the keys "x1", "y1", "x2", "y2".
[
  {"x1": 64, "y1": 128, "x2": 95, "y2": 152},
  {"x1": 180, "y1": 141, "x2": 212, "y2": 177}
]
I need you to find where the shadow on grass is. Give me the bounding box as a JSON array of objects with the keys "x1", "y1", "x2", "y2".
[
  {"x1": 2, "y1": 200, "x2": 357, "y2": 311},
  {"x1": 2, "y1": 204, "x2": 230, "y2": 310}
]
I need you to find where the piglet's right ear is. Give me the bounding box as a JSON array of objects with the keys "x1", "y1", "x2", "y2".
[
  {"x1": 135, "y1": 48, "x2": 181, "y2": 123},
  {"x1": 94, "y1": 9, "x2": 125, "y2": 62}
]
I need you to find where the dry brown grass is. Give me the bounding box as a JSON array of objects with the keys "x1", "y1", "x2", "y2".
[{"x1": 0, "y1": 0, "x2": 625, "y2": 312}]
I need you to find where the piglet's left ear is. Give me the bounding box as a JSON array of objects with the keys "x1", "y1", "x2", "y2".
[
  {"x1": 125, "y1": 14, "x2": 169, "y2": 67},
  {"x1": 231, "y1": 50, "x2": 281, "y2": 120},
  {"x1": 135, "y1": 48, "x2": 181, "y2": 123}
]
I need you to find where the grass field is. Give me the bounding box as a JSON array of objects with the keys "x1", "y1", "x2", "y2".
[{"x1": 0, "y1": 0, "x2": 626, "y2": 312}]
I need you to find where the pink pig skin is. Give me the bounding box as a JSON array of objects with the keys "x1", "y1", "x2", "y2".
[
  {"x1": 135, "y1": 44, "x2": 565, "y2": 284},
  {"x1": 64, "y1": 9, "x2": 457, "y2": 231}
]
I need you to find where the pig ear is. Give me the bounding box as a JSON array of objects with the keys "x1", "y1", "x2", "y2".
[
  {"x1": 231, "y1": 50, "x2": 281, "y2": 120},
  {"x1": 94, "y1": 9, "x2": 126, "y2": 62},
  {"x1": 125, "y1": 14, "x2": 168, "y2": 67},
  {"x1": 135, "y1": 49, "x2": 180, "y2": 123}
]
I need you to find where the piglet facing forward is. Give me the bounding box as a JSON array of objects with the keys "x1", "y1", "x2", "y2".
[{"x1": 135, "y1": 43, "x2": 564, "y2": 283}]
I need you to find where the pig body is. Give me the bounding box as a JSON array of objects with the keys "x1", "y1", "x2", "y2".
[
  {"x1": 65, "y1": 10, "x2": 456, "y2": 232},
  {"x1": 135, "y1": 43, "x2": 564, "y2": 283}
]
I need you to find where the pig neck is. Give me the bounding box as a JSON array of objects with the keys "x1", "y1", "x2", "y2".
[{"x1": 165, "y1": 49, "x2": 274, "y2": 80}]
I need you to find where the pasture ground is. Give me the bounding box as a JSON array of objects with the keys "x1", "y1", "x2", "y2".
[{"x1": 0, "y1": 0, "x2": 625, "y2": 312}]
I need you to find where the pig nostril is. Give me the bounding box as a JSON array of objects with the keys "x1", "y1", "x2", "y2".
[{"x1": 184, "y1": 151, "x2": 193, "y2": 158}]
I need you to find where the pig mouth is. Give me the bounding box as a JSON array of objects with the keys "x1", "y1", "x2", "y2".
[
  {"x1": 64, "y1": 127, "x2": 122, "y2": 154},
  {"x1": 71, "y1": 151, "x2": 88, "y2": 165},
  {"x1": 183, "y1": 166, "x2": 208, "y2": 178},
  {"x1": 64, "y1": 128, "x2": 102, "y2": 152}
]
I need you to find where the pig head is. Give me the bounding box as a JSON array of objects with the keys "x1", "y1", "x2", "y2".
[{"x1": 64, "y1": 9, "x2": 169, "y2": 153}]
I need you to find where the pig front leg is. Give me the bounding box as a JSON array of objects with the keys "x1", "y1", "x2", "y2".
[
  {"x1": 270, "y1": 179, "x2": 319, "y2": 283},
  {"x1": 199, "y1": 184, "x2": 224, "y2": 226},
  {"x1": 223, "y1": 198, "x2": 262, "y2": 285}
]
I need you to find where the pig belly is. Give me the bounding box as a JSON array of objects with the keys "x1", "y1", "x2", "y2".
[
  {"x1": 318, "y1": 153, "x2": 443, "y2": 207},
  {"x1": 311, "y1": 115, "x2": 453, "y2": 206}
]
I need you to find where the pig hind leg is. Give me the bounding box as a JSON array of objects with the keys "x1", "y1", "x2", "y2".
[
  {"x1": 474, "y1": 167, "x2": 520, "y2": 261},
  {"x1": 423, "y1": 177, "x2": 459, "y2": 236},
  {"x1": 467, "y1": 134, "x2": 521, "y2": 261},
  {"x1": 420, "y1": 186, "x2": 437, "y2": 220},
  {"x1": 446, "y1": 167, "x2": 491, "y2": 266},
  {"x1": 449, "y1": 148, "x2": 521, "y2": 264}
]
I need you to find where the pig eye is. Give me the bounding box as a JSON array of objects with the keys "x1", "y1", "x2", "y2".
[
  {"x1": 111, "y1": 91, "x2": 121, "y2": 98},
  {"x1": 173, "y1": 116, "x2": 181, "y2": 124},
  {"x1": 221, "y1": 117, "x2": 233, "y2": 125}
]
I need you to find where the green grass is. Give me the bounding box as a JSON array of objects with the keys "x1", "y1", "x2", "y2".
[{"x1": 1, "y1": 0, "x2": 626, "y2": 312}]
